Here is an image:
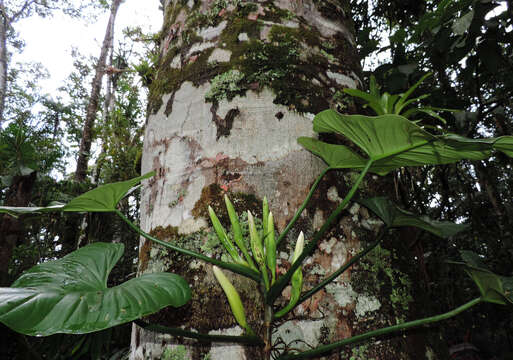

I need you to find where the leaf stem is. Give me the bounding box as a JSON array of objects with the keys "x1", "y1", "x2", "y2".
[
  {"x1": 134, "y1": 320, "x2": 264, "y2": 346},
  {"x1": 115, "y1": 210, "x2": 261, "y2": 281},
  {"x1": 267, "y1": 160, "x2": 373, "y2": 304},
  {"x1": 263, "y1": 303, "x2": 273, "y2": 360},
  {"x1": 276, "y1": 297, "x2": 483, "y2": 359},
  {"x1": 283, "y1": 231, "x2": 384, "y2": 317},
  {"x1": 276, "y1": 167, "x2": 331, "y2": 246}
]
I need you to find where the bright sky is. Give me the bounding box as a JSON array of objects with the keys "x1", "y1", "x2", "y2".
[
  {"x1": 11, "y1": 0, "x2": 163, "y2": 176},
  {"x1": 15, "y1": 0, "x2": 163, "y2": 95}
]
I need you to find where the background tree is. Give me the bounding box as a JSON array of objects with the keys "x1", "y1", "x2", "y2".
[
  {"x1": 75, "y1": 0, "x2": 123, "y2": 182},
  {"x1": 0, "y1": 2, "x2": 146, "y2": 358},
  {"x1": 0, "y1": 0, "x2": 87, "y2": 126}
]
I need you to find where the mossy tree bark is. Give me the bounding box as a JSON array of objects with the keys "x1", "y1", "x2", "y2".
[{"x1": 131, "y1": 1, "x2": 411, "y2": 359}]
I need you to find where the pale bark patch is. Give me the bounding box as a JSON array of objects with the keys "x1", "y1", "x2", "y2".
[
  {"x1": 207, "y1": 327, "x2": 247, "y2": 360},
  {"x1": 273, "y1": 320, "x2": 325, "y2": 352},
  {"x1": 274, "y1": 0, "x2": 353, "y2": 40},
  {"x1": 141, "y1": 82, "x2": 324, "y2": 231}
]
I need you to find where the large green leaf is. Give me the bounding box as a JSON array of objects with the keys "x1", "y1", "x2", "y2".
[
  {"x1": 298, "y1": 110, "x2": 513, "y2": 175},
  {"x1": 0, "y1": 242, "x2": 190, "y2": 336},
  {"x1": 451, "y1": 251, "x2": 513, "y2": 306},
  {"x1": 495, "y1": 136, "x2": 513, "y2": 157},
  {"x1": 452, "y1": 10, "x2": 474, "y2": 35},
  {"x1": 359, "y1": 197, "x2": 468, "y2": 238},
  {"x1": 0, "y1": 204, "x2": 66, "y2": 216},
  {"x1": 296, "y1": 137, "x2": 369, "y2": 171},
  {"x1": 0, "y1": 171, "x2": 155, "y2": 216}
]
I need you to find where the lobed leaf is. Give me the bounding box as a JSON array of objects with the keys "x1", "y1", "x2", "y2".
[
  {"x1": 299, "y1": 110, "x2": 513, "y2": 175},
  {"x1": 359, "y1": 197, "x2": 468, "y2": 238},
  {"x1": 452, "y1": 10, "x2": 474, "y2": 35},
  {"x1": 0, "y1": 243, "x2": 191, "y2": 336},
  {"x1": 450, "y1": 251, "x2": 513, "y2": 306},
  {"x1": 0, "y1": 172, "x2": 155, "y2": 216},
  {"x1": 62, "y1": 172, "x2": 155, "y2": 212}
]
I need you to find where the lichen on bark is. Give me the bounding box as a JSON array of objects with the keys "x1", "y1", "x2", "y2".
[{"x1": 147, "y1": 0, "x2": 360, "y2": 116}]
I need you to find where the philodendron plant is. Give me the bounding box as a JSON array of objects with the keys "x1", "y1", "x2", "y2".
[
  {"x1": 1, "y1": 105, "x2": 513, "y2": 359},
  {"x1": 0, "y1": 173, "x2": 192, "y2": 337}
]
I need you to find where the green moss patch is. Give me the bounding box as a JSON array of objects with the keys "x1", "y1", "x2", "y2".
[
  {"x1": 191, "y1": 183, "x2": 261, "y2": 226},
  {"x1": 149, "y1": 1, "x2": 360, "y2": 117}
]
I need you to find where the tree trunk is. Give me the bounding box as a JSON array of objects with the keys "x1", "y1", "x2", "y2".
[
  {"x1": 93, "y1": 43, "x2": 116, "y2": 184},
  {"x1": 0, "y1": 172, "x2": 37, "y2": 285},
  {"x1": 131, "y1": 1, "x2": 409, "y2": 359},
  {"x1": 75, "y1": 0, "x2": 122, "y2": 182},
  {"x1": 0, "y1": 0, "x2": 8, "y2": 126}
]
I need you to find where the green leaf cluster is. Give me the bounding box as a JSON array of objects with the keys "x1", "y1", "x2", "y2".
[
  {"x1": 298, "y1": 110, "x2": 513, "y2": 176},
  {"x1": 0, "y1": 243, "x2": 190, "y2": 336},
  {"x1": 0, "y1": 171, "x2": 155, "y2": 217}
]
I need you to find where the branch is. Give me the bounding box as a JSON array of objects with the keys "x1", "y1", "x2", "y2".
[
  {"x1": 134, "y1": 320, "x2": 264, "y2": 346},
  {"x1": 277, "y1": 298, "x2": 483, "y2": 359},
  {"x1": 9, "y1": 0, "x2": 37, "y2": 23}
]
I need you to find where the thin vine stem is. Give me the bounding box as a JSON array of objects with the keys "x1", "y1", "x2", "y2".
[
  {"x1": 133, "y1": 320, "x2": 264, "y2": 346},
  {"x1": 115, "y1": 210, "x2": 261, "y2": 281},
  {"x1": 277, "y1": 167, "x2": 331, "y2": 246},
  {"x1": 276, "y1": 297, "x2": 483, "y2": 360},
  {"x1": 278, "y1": 230, "x2": 385, "y2": 318},
  {"x1": 266, "y1": 160, "x2": 373, "y2": 304},
  {"x1": 263, "y1": 303, "x2": 274, "y2": 359}
]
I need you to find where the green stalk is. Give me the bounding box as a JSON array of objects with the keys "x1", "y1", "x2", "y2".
[
  {"x1": 115, "y1": 210, "x2": 261, "y2": 281},
  {"x1": 267, "y1": 160, "x2": 372, "y2": 304},
  {"x1": 263, "y1": 304, "x2": 273, "y2": 360},
  {"x1": 277, "y1": 297, "x2": 483, "y2": 360},
  {"x1": 266, "y1": 212, "x2": 277, "y2": 285},
  {"x1": 134, "y1": 320, "x2": 264, "y2": 346},
  {"x1": 260, "y1": 263, "x2": 270, "y2": 290},
  {"x1": 208, "y1": 206, "x2": 247, "y2": 266},
  {"x1": 225, "y1": 195, "x2": 257, "y2": 271},
  {"x1": 277, "y1": 167, "x2": 330, "y2": 246},
  {"x1": 248, "y1": 211, "x2": 269, "y2": 289},
  {"x1": 213, "y1": 266, "x2": 255, "y2": 335},
  {"x1": 263, "y1": 196, "x2": 269, "y2": 236},
  {"x1": 274, "y1": 232, "x2": 304, "y2": 318},
  {"x1": 284, "y1": 231, "x2": 385, "y2": 317}
]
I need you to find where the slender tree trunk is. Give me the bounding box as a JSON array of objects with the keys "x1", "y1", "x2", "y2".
[
  {"x1": 0, "y1": 172, "x2": 37, "y2": 285},
  {"x1": 94, "y1": 44, "x2": 116, "y2": 184},
  {"x1": 131, "y1": 1, "x2": 409, "y2": 359},
  {"x1": 75, "y1": 0, "x2": 122, "y2": 182},
  {"x1": 0, "y1": 0, "x2": 8, "y2": 127}
]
